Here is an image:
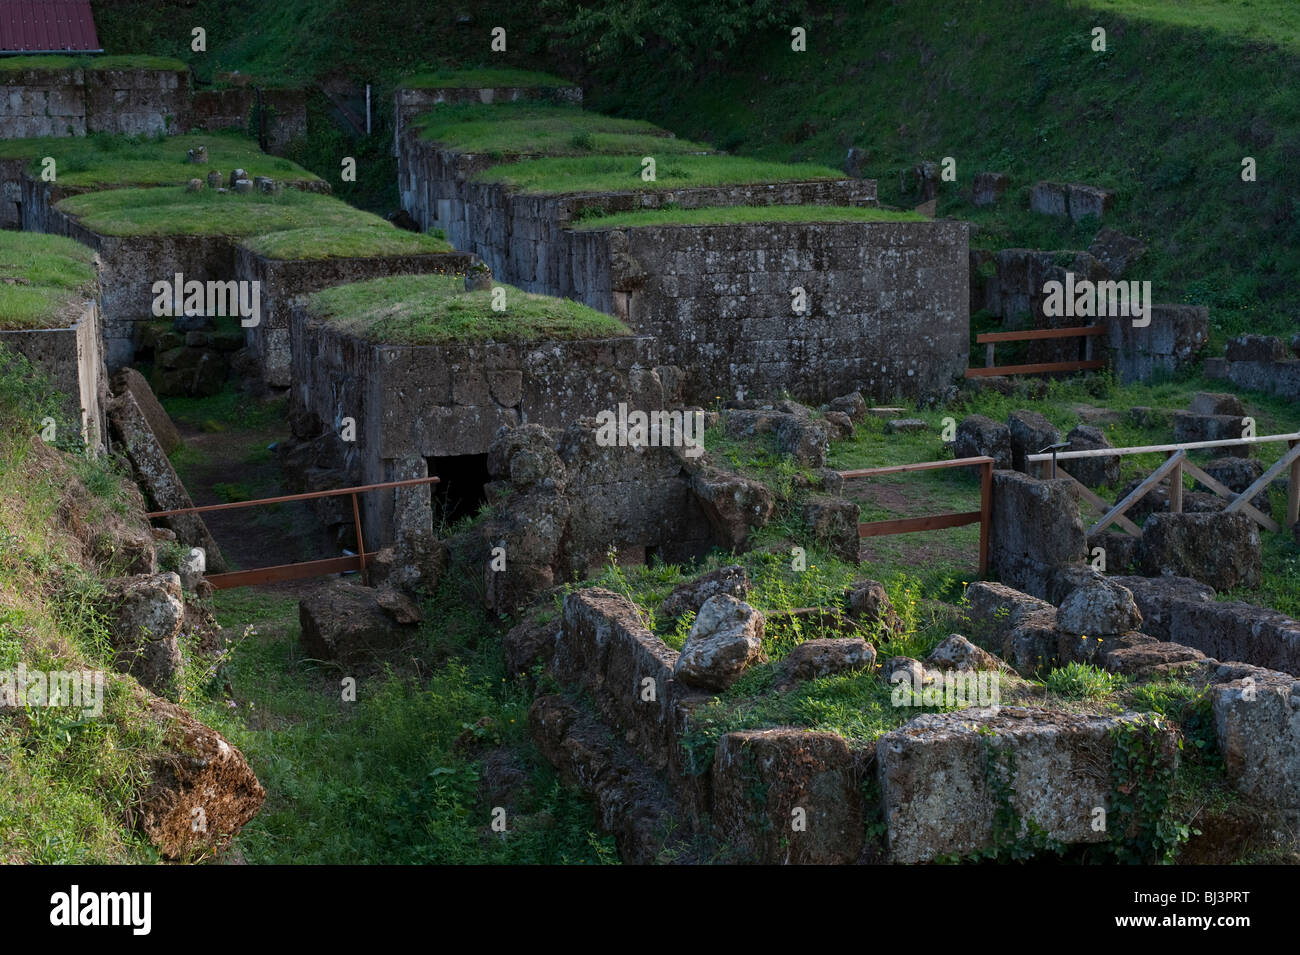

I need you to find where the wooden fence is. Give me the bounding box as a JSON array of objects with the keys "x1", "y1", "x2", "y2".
[
  {"x1": 1026, "y1": 432, "x2": 1300, "y2": 535},
  {"x1": 146, "y1": 475, "x2": 441, "y2": 588},
  {"x1": 965, "y1": 324, "x2": 1107, "y2": 378},
  {"x1": 838, "y1": 456, "x2": 994, "y2": 575}
]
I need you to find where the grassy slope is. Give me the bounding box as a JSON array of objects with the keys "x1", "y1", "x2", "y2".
[
  {"x1": 415, "y1": 102, "x2": 707, "y2": 157},
  {"x1": 56, "y1": 186, "x2": 452, "y2": 259},
  {"x1": 583, "y1": 0, "x2": 1300, "y2": 340},
  {"x1": 0, "y1": 232, "x2": 98, "y2": 330},
  {"x1": 0, "y1": 132, "x2": 321, "y2": 189},
  {"x1": 0, "y1": 348, "x2": 166, "y2": 863},
  {"x1": 474, "y1": 153, "x2": 846, "y2": 194},
  {"x1": 307, "y1": 274, "x2": 630, "y2": 343}
]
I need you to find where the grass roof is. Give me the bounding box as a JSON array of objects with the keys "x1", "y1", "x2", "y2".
[
  {"x1": 570, "y1": 204, "x2": 926, "y2": 229},
  {"x1": 0, "y1": 54, "x2": 188, "y2": 71},
  {"x1": 305, "y1": 274, "x2": 631, "y2": 345},
  {"x1": 414, "y1": 102, "x2": 708, "y2": 158},
  {"x1": 0, "y1": 232, "x2": 97, "y2": 330},
  {"x1": 471, "y1": 153, "x2": 847, "y2": 195},
  {"x1": 402, "y1": 68, "x2": 576, "y2": 89},
  {"x1": 0, "y1": 132, "x2": 321, "y2": 190}
]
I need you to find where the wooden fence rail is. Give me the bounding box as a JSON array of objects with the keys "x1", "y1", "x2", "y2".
[
  {"x1": 965, "y1": 324, "x2": 1107, "y2": 378},
  {"x1": 839, "y1": 456, "x2": 994, "y2": 576},
  {"x1": 1027, "y1": 432, "x2": 1300, "y2": 535},
  {"x1": 146, "y1": 475, "x2": 441, "y2": 589}
]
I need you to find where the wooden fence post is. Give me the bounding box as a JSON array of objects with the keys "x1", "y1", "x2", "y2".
[
  {"x1": 1290, "y1": 439, "x2": 1300, "y2": 529},
  {"x1": 1168, "y1": 450, "x2": 1184, "y2": 514},
  {"x1": 979, "y1": 459, "x2": 992, "y2": 577}
]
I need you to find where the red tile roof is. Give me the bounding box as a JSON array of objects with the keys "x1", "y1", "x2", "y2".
[{"x1": 0, "y1": 1, "x2": 102, "y2": 54}]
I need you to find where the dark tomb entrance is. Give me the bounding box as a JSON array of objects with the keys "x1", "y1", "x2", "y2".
[{"x1": 427, "y1": 453, "x2": 490, "y2": 531}]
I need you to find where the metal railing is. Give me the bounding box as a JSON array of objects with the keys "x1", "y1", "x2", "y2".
[{"x1": 146, "y1": 476, "x2": 441, "y2": 589}]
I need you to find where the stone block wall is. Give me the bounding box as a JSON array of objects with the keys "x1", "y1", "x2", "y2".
[
  {"x1": 0, "y1": 67, "x2": 88, "y2": 137},
  {"x1": 566, "y1": 219, "x2": 970, "y2": 404},
  {"x1": 0, "y1": 67, "x2": 189, "y2": 138},
  {"x1": 187, "y1": 87, "x2": 309, "y2": 153},
  {"x1": 1106, "y1": 305, "x2": 1209, "y2": 383},
  {"x1": 232, "y1": 246, "x2": 476, "y2": 387},
  {"x1": 288, "y1": 304, "x2": 662, "y2": 546},
  {"x1": 0, "y1": 301, "x2": 108, "y2": 452}
]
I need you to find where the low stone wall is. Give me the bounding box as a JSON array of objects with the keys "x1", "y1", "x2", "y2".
[
  {"x1": 0, "y1": 301, "x2": 107, "y2": 451},
  {"x1": 1115, "y1": 576, "x2": 1300, "y2": 676},
  {"x1": 188, "y1": 88, "x2": 308, "y2": 153},
  {"x1": 566, "y1": 219, "x2": 969, "y2": 404},
  {"x1": 47, "y1": 198, "x2": 236, "y2": 371},
  {"x1": 288, "y1": 305, "x2": 660, "y2": 547},
  {"x1": 1205, "y1": 335, "x2": 1300, "y2": 400},
  {"x1": 1, "y1": 67, "x2": 306, "y2": 152},
  {"x1": 0, "y1": 66, "x2": 189, "y2": 138},
  {"x1": 1106, "y1": 306, "x2": 1209, "y2": 383},
  {"x1": 232, "y1": 246, "x2": 475, "y2": 387}
]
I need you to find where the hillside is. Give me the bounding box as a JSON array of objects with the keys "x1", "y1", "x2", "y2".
[{"x1": 85, "y1": 0, "x2": 1300, "y2": 343}]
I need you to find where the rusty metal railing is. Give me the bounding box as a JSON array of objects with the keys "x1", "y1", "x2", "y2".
[{"x1": 146, "y1": 476, "x2": 440, "y2": 589}]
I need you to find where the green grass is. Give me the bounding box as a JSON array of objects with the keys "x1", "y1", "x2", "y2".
[
  {"x1": 0, "y1": 232, "x2": 98, "y2": 330},
  {"x1": 572, "y1": 204, "x2": 925, "y2": 229},
  {"x1": 193, "y1": 578, "x2": 616, "y2": 864},
  {"x1": 306, "y1": 274, "x2": 632, "y2": 344},
  {"x1": 58, "y1": 185, "x2": 396, "y2": 244},
  {"x1": 414, "y1": 102, "x2": 708, "y2": 157},
  {"x1": 236, "y1": 224, "x2": 453, "y2": 260},
  {"x1": 0, "y1": 132, "x2": 320, "y2": 190},
  {"x1": 0, "y1": 54, "x2": 188, "y2": 71},
  {"x1": 403, "y1": 68, "x2": 576, "y2": 88},
  {"x1": 473, "y1": 153, "x2": 847, "y2": 194}
]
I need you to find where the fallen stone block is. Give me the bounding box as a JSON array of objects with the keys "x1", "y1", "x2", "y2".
[
  {"x1": 801, "y1": 496, "x2": 861, "y2": 563},
  {"x1": 136, "y1": 690, "x2": 266, "y2": 860},
  {"x1": 1172, "y1": 411, "x2": 1250, "y2": 454},
  {"x1": 925, "y1": 633, "x2": 1009, "y2": 673},
  {"x1": 954, "y1": 414, "x2": 1012, "y2": 471},
  {"x1": 877, "y1": 707, "x2": 1177, "y2": 863},
  {"x1": 659, "y1": 564, "x2": 750, "y2": 620},
  {"x1": 1189, "y1": 391, "x2": 1246, "y2": 417},
  {"x1": 101, "y1": 571, "x2": 185, "y2": 697},
  {"x1": 885, "y1": 418, "x2": 927, "y2": 434},
  {"x1": 1007, "y1": 410, "x2": 1061, "y2": 473},
  {"x1": 675, "y1": 594, "x2": 765, "y2": 691},
  {"x1": 712, "y1": 728, "x2": 863, "y2": 864},
  {"x1": 298, "y1": 581, "x2": 418, "y2": 667},
  {"x1": 1056, "y1": 576, "x2": 1142, "y2": 636},
  {"x1": 988, "y1": 471, "x2": 1087, "y2": 599},
  {"x1": 847, "y1": 578, "x2": 902, "y2": 635},
  {"x1": 1088, "y1": 228, "x2": 1145, "y2": 277},
  {"x1": 1062, "y1": 425, "x2": 1119, "y2": 489},
  {"x1": 1029, "y1": 181, "x2": 1069, "y2": 217},
  {"x1": 776, "y1": 637, "x2": 875, "y2": 689},
  {"x1": 1066, "y1": 183, "x2": 1115, "y2": 221},
  {"x1": 689, "y1": 466, "x2": 775, "y2": 551},
  {"x1": 1213, "y1": 667, "x2": 1300, "y2": 818},
  {"x1": 502, "y1": 613, "x2": 560, "y2": 675},
  {"x1": 1226, "y1": 334, "x2": 1288, "y2": 363}
]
